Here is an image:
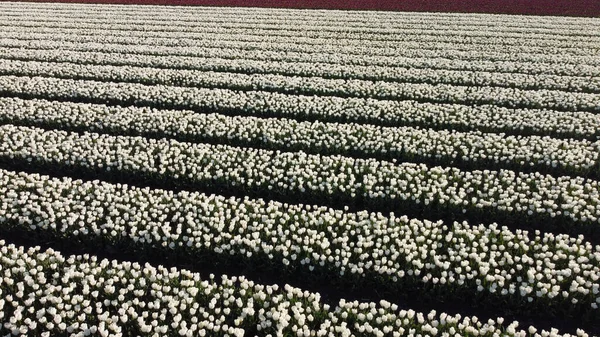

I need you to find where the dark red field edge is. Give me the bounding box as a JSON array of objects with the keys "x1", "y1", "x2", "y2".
[{"x1": 4, "y1": 0, "x2": 600, "y2": 17}]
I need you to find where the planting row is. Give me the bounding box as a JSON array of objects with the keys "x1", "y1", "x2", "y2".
[
  {"x1": 3, "y1": 4, "x2": 599, "y2": 36},
  {"x1": 2, "y1": 75, "x2": 598, "y2": 140},
  {"x1": 16, "y1": 10, "x2": 584, "y2": 32},
  {"x1": 4, "y1": 14, "x2": 599, "y2": 43},
  {"x1": 2, "y1": 28, "x2": 596, "y2": 63},
  {"x1": 1, "y1": 56, "x2": 593, "y2": 115},
  {"x1": 4, "y1": 36, "x2": 599, "y2": 69},
  {"x1": 0, "y1": 239, "x2": 584, "y2": 337},
  {"x1": 4, "y1": 29, "x2": 595, "y2": 59},
  {"x1": 4, "y1": 18, "x2": 599, "y2": 50},
  {"x1": 1, "y1": 125, "x2": 600, "y2": 230},
  {"x1": 4, "y1": 56, "x2": 598, "y2": 96},
  {"x1": 3, "y1": 1, "x2": 597, "y2": 28},
  {"x1": 0, "y1": 168, "x2": 599, "y2": 317},
  {"x1": 5, "y1": 45, "x2": 598, "y2": 82},
  {"x1": 0, "y1": 97, "x2": 598, "y2": 178}
]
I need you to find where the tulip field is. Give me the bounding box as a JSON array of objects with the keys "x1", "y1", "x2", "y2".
[{"x1": 0, "y1": 2, "x2": 600, "y2": 337}]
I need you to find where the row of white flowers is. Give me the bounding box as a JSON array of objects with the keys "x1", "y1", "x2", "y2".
[
  {"x1": 4, "y1": 35, "x2": 599, "y2": 69},
  {"x1": 4, "y1": 28, "x2": 595, "y2": 61},
  {"x1": 3, "y1": 1, "x2": 597, "y2": 28},
  {"x1": 4, "y1": 14, "x2": 599, "y2": 43},
  {"x1": 3, "y1": 15, "x2": 597, "y2": 44},
  {"x1": 0, "y1": 168, "x2": 598, "y2": 311},
  {"x1": 4, "y1": 52, "x2": 599, "y2": 107},
  {"x1": 15, "y1": 10, "x2": 571, "y2": 31},
  {"x1": 0, "y1": 97, "x2": 597, "y2": 177},
  {"x1": 4, "y1": 2, "x2": 598, "y2": 34},
  {"x1": 2, "y1": 75, "x2": 598, "y2": 139},
  {"x1": 0, "y1": 240, "x2": 587, "y2": 337},
  {"x1": 1, "y1": 124, "x2": 599, "y2": 226},
  {"x1": 4, "y1": 17, "x2": 599, "y2": 50},
  {"x1": 4, "y1": 44, "x2": 598, "y2": 81},
  {"x1": 6, "y1": 21, "x2": 598, "y2": 56},
  {"x1": 3, "y1": 53, "x2": 598, "y2": 95}
]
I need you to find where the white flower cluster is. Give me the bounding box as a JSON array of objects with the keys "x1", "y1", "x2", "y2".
[
  {"x1": 4, "y1": 28, "x2": 597, "y2": 65},
  {"x1": 3, "y1": 32, "x2": 599, "y2": 70},
  {"x1": 0, "y1": 97, "x2": 597, "y2": 177},
  {"x1": 1, "y1": 239, "x2": 585, "y2": 337},
  {"x1": 1, "y1": 125, "x2": 599, "y2": 225},
  {"x1": 0, "y1": 168, "x2": 599, "y2": 311},
  {"x1": 4, "y1": 13, "x2": 599, "y2": 52},
  {"x1": 1, "y1": 3, "x2": 599, "y2": 335},
  {"x1": 2, "y1": 58, "x2": 599, "y2": 106},
  {"x1": 2, "y1": 34, "x2": 599, "y2": 90},
  {"x1": 3, "y1": 47, "x2": 600, "y2": 98},
  {"x1": 4, "y1": 0, "x2": 598, "y2": 28},
  {"x1": 6, "y1": 9, "x2": 599, "y2": 39},
  {"x1": 2, "y1": 75, "x2": 599, "y2": 139}
]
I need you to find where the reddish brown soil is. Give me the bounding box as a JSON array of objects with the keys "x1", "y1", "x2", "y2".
[{"x1": 5, "y1": 0, "x2": 600, "y2": 17}]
